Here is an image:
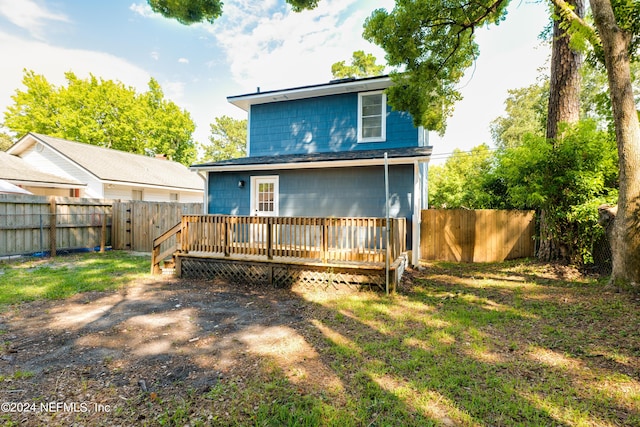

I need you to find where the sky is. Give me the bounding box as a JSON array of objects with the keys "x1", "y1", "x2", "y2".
[{"x1": 0, "y1": 0, "x2": 551, "y2": 162}]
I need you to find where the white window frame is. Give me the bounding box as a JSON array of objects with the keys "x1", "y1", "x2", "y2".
[
  {"x1": 357, "y1": 91, "x2": 387, "y2": 143},
  {"x1": 250, "y1": 176, "x2": 279, "y2": 216}
]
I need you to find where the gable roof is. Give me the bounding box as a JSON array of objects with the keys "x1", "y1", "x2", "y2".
[
  {"x1": 191, "y1": 146, "x2": 432, "y2": 172},
  {"x1": 9, "y1": 133, "x2": 204, "y2": 191},
  {"x1": 0, "y1": 150, "x2": 84, "y2": 188},
  {"x1": 228, "y1": 75, "x2": 392, "y2": 111}
]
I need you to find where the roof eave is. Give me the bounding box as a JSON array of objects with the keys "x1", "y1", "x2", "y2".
[
  {"x1": 190, "y1": 155, "x2": 430, "y2": 173},
  {"x1": 228, "y1": 76, "x2": 393, "y2": 111}
]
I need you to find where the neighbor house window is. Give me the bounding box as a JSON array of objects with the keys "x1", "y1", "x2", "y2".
[
  {"x1": 132, "y1": 190, "x2": 143, "y2": 200},
  {"x1": 169, "y1": 193, "x2": 179, "y2": 202},
  {"x1": 358, "y1": 91, "x2": 386, "y2": 142}
]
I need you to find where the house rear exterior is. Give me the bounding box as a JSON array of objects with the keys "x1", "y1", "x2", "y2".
[{"x1": 191, "y1": 75, "x2": 431, "y2": 264}]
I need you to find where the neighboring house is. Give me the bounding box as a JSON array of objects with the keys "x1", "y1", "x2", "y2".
[
  {"x1": 7, "y1": 133, "x2": 204, "y2": 202},
  {"x1": 0, "y1": 150, "x2": 85, "y2": 196},
  {"x1": 190, "y1": 75, "x2": 431, "y2": 264}
]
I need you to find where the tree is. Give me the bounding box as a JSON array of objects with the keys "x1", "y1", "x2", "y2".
[
  {"x1": 146, "y1": 0, "x2": 319, "y2": 24},
  {"x1": 147, "y1": 0, "x2": 222, "y2": 25},
  {"x1": 490, "y1": 80, "x2": 549, "y2": 150},
  {"x1": 495, "y1": 120, "x2": 618, "y2": 265},
  {"x1": 0, "y1": 132, "x2": 13, "y2": 151},
  {"x1": 331, "y1": 51, "x2": 385, "y2": 79},
  {"x1": 428, "y1": 144, "x2": 498, "y2": 209},
  {"x1": 363, "y1": 0, "x2": 640, "y2": 287},
  {"x1": 200, "y1": 115, "x2": 247, "y2": 162},
  {"x1": 587, "y1": 0, "x2": 640, "y2": 288},
  {"x1": 3, "y1": 70, "x2": 197, "y2": 166}
]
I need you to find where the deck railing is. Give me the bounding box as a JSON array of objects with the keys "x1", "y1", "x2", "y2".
[{"x1": 170, "y1": 215, "x2": 405, "y2": 265}]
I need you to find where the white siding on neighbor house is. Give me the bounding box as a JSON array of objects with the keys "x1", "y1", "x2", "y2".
[
  {"x1": 103, "y1": 184, "x2": 203, "y2": 203},
  {"x1": 26, "y1": 187, "x2": 74, "y2": 197},
  {"x1": 20, "y1": 145, "x2": 104, "y2": 197}
]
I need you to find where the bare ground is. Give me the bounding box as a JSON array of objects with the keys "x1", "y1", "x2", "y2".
[{"x1": 0, "y1": 276, "x2": 342, "y2": 426}]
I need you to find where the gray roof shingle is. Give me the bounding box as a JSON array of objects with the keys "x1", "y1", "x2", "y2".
[
  {"x1": 0, "y1": 151, "x2": 83, "y2": 186},
  {"x1": 28, "y1": 133, "x2": 203, "y2": 190}
]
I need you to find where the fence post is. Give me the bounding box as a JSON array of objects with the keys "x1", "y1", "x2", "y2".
[
  {"x1": 100, "y1": 212, "x2": 107, "y2": 253},
  {"x1": 48, "y1": 196, "x2": 57, "y2": 257}
]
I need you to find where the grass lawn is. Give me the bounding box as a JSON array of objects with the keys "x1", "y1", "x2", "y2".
[
  {"x1": 0, "y1": 253, "x2": 638, "y2": 426},
  {"x1": 203, "y1": 262, "x2": 640, "y2": 427},
  {"x1": 0, "y1": 250, "x2": 149, "y2": 305}
]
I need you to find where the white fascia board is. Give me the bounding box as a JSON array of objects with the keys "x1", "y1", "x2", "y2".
[
  {"x1": 190, "y1": 156, "x2": 430, "y2": 173},
  {"x1": 228, "y1": 77, "x2": 392, "y2": 111},
  {"x1": 9, "y1": 181, "x2": 84, "y2": 189},
  {"x1": 99, "y1": 179, "x2": 204, "y2": 193}
]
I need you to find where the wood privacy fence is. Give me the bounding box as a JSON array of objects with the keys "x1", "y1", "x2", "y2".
[
  {"x1": 420, "y1": 209, "x2": 536, "y2": 262},
  {"x1": 112, "y1": 201, "x2": 202, "y2": 252},
  {"x1": 0, "y1": 195, "x2": 112, "y2": 257},
  {"x1": 0, "y1": 195, "x2": 202, "y2": 257}
]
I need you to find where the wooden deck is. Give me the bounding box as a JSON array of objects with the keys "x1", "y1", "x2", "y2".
[{"x1": 152, "y1": 215, "x2": 407, "y2": 292}]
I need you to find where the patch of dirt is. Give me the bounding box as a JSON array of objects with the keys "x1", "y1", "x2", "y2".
[{"x1": 0, "y1": 277, "x2": 341, "y2": 425}]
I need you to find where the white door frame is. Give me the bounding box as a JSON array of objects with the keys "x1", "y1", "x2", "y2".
[{"x1": 250, "y1": 175, "x2": 279, "y2": 217}]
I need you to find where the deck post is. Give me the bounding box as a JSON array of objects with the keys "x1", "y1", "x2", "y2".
[
  {"x1": 267, "y1": 218, "x2": 273, "y2": 260},
  {"x1": 223, "y1": 219, "x2": 230, "y2": 257},
  {"x1": 321, "y1": 218, "x2": 328, "y2": 263}
]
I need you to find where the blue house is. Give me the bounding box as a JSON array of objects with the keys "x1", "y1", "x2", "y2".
[{"x1": 191, "y1": 75, "x2": 432, "y2": 265}]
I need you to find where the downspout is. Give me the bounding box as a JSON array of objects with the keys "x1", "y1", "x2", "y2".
[{"x1": 384, "y1": 152, "x2": 390, "y2": 295}]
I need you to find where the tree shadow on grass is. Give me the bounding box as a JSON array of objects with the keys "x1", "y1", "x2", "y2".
[{"x1": 0, "y1": 258, "x2": 638, "y2": 426}]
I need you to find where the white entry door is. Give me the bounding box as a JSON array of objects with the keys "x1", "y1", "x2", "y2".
[{"x1": 251, "y1": 176, "x2": 279, "y2": 217}]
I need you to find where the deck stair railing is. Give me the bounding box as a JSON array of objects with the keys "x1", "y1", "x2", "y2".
[{"x1": 151, "y1": 215, "x2": 406, "y2": 274}]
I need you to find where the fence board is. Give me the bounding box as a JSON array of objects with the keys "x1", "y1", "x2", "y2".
[
  {"x1": 0, "y1": 196, "x2": 202, "y2": 257},
  {"x1": 421, "y1": 209, "x2": 535, "y2": 262},
  {"x1": 110, "y1": 201, "x2": 202, "y2": 252}
]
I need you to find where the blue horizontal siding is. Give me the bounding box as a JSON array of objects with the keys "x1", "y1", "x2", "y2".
[{"x1": 249, "y1": 93, "x2": 418, "y2": 157}]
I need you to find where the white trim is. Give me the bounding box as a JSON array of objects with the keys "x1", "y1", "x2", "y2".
[
  {"x1": 191, "y1": 155, "x2": 431, "y2": 173},
  {"x1": 412, "y1": 161, "x2": 421, "y2": 266},
  {"x1": 246, "y1": 111, "x2": 252, "y2": 156},
  {"x1": 358, "y1": 91, "x2": 387, "y2": 143},
  {"x1": 229, "y1": 76, "x2": 392, "y2": 111},
  {"x1": 250, "y1": 175, "x2": 279, "y2": 216},
  {"x1": 99, "y1": 179, "x2": 203, "y2": 193}
]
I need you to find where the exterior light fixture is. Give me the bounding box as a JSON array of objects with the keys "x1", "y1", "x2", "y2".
[{"x1": 238, "y1": 180, "x2": 245, "y2": 189}]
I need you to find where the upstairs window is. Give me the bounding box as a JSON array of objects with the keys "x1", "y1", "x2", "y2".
[{"x1": 358, "y1": 91, "x2": 386, "y2": 142}]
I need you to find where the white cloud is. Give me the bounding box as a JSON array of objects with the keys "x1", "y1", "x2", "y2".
[
  {"x1": 211, "y1": 0, "x2": 394, "y2": 92},
  {"x1": 150, "y1": 51, "x2": 160, "y2": 61},
  {"x1": 0, "y1": 30, "x2": 151, "y2": 134},
  {"x1": 129, "y1": 2, "x2": 155, "y2": 19},
  {"x1": 178, "y1": 58, "x2": 189, "y2": 64},
  {"x1": 0, "y1": 0, "x2": 69, "y2": 39}
]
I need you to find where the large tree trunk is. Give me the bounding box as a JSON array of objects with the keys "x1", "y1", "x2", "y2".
[
  {"x1": 590, "y1": 0, "x2": 640, "y2": 289},
  {"x1": 539, "y1": 0, "x2": 584, "y2": 262}
]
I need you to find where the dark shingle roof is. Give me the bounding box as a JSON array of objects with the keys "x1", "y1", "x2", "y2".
[
  {"x1": 28, "y1": 134, "x2": 203, "y2": 190},
  {"x1": 191, "y1": 147, "x2": 432, "y2": 170}
]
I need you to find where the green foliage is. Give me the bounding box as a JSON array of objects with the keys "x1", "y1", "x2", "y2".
[
  {"x1": 147, "y1": 0, "x2": 222, "y2": 25},
  {"x1": 428, "y1": 144, "x2": 498, "y2": 209},
  {"x1": 3, "y1": 70, "x2": 197, "y2": 166},
  {"x1": 146, "y1": 0, "x2": 320, "y2": 24},
  {"x1": 0, "y1": 132, "x2": 13, "y2": 151},
  {"x1": 495, "y1": 120, "x2": 618, "y2": 264},
  {"x1": 364, "y1": 0, "x2": 510, "y2": 132},
  {"x1": 490, "y1": 80, "x2": 549, "y2": 149},
  {"x1": 331, "y1": 51, "x2": 385, "y2": 79},
  {"x1": 200, "y1": 115, "x2": 247, "y2": 162}
]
